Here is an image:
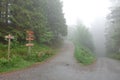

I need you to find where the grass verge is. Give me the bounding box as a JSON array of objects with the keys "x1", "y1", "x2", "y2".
[
  {"x1": 0, "y1": 43, "x2": 56, "y2": 73},
  {"x1": 74, "y1": 45, "x2": 96, "y2": 65}
]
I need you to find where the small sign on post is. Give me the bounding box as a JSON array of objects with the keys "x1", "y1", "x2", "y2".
[
  {"x1": 5, "y1": 34, "x2": 14, "y2": 60},
  {"x1": 26, "y1": 30, "x2": 34, "y2": 55}
]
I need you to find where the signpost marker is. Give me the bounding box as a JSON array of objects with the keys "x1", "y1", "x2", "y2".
[
  {"x1": 5, "y1": 34, "x2": 14, "y2": 60},
  {"x1": 26, "y1": 30, "x2": 34, "y2": 55}
]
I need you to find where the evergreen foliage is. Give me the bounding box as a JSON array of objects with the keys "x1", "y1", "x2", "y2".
[
  {"x1": 0, "y1": 0, "x2": 67, "y2": 72},
  {"x1": 106, "y1": 2, "x2": 120, "y2": 55},
  {"x1": 68, "y1": 22, "x2": 95, "y2": 65},
  {"x1": 0, "y1": 0, "x2": 67, "y2": 44},
  {"x1": 69, "y1": 23, "x2": 94, "y2": 52}
]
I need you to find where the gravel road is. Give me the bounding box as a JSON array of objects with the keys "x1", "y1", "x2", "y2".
[{"x1": 0, "y1": 41, "x2": 120, "y2": 80}]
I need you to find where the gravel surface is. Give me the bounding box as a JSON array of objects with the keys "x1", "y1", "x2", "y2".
[{"x1": 0, "y1": 41, "x2": 120, "y2": 80}]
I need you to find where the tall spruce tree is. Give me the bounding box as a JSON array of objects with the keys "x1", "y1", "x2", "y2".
[{"x1": 43, "y1": 0, "x2": 67, "y2": 43}]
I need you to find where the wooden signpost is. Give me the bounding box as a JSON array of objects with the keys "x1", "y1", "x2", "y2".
[
  {"x1": 26, "y1": 30, "x2": 34, "y2": 55},
  {"x1": 5, "y1": 34, "x2": 14, "y2": 60}
]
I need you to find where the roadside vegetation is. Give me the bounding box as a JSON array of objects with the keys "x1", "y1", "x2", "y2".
[
  {"x1": 68, "y1": 22, "x2": 96, "y2": 65},
  {"x1": 75, "y1": 45, "x2": 95, "y2": 65},
  {"x1": 106, "y1": 1, "x2": 120, "y2": 60},
  {"x1": 108, "y1": 53, "x2": 120, "y2": 60},
  {"x1": 0, "y1": 43, "x2": 56, "y2": 72},
  {"x1": 0, "y1": 0, "x2": 67, "y2": 73}
]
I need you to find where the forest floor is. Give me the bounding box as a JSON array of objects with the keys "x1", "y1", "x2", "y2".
[{"x1": 0, "y1": 41, "x2": 120, "y2": 80}]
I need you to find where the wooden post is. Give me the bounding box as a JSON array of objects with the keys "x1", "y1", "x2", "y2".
[
  {"x1": 28, "y1": 46, "x2": 31, "y2": 55},
  {"x1": 26, "y1": 30, "x2": 34, "y2": 55},
  {"x1": 8, "y1": 37, "x2": 11, "y2": 60},
  {"x1": 5, "y1": 34, "x2": 14, "y2": 60},
  {"x1": 28, "y1": 40, "x2": 31, "y2": 55}
]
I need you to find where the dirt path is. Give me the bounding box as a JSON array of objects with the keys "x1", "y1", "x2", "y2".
[{"x1": 0, "y1": 41, "x2": 120, "y2": 80}]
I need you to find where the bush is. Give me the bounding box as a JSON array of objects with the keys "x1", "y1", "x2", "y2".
[
  {"x1": 0, "y1": 56, "x2": 23, "y2": 68},
  {"x1": 75, "y1": 46, "x2": 95, "y2": 65},
  {"x1": 24, "y1": 50, "x2": 53, "y2": 62},
  {"x1": 0, "y1": 43, "x2": 55, "y2": 72},
  {"x1": 0, "y1": 43, "x2": 8, "y2": 58},
  {"x1": 0, "y1": 58, "x2": 10, "y2": 68},
  {"x1": 0, "y1": 56, "x2": 33, "y2": 72}
]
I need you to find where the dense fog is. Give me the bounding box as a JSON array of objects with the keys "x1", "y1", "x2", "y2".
[{"x1": 90, "y1": 18, "x2": 107, "y2": 57}]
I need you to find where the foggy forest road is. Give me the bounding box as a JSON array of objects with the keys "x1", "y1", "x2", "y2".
[{"x1": 0, "y1": 41, "x2": 120, "y2": 80}]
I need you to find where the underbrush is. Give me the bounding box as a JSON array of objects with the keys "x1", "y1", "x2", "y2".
[
  {"x1": 74, "y1": 46, "x2": 96, "y2": 65},
  {"x1": 0, "y1": 43, "x2": 55, "y2": 72},
  {"x1": 108, "y1": 53, "x2": 120, "y2": 60},
  {"x1": 0, "y1": 56, "x2": 33, "y2": 72}
]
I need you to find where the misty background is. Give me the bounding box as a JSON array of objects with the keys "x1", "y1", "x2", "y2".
[
  {"x1": 61, "y1": 0, "x2": 111, "y2": 56},
  {"x1": 90, "y1": 18, "x2": 107, "y2": 57}
]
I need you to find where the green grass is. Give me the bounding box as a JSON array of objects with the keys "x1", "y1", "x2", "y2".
[
  {"x1": 74, "y1": 46, "x2": 96, "y2": 65},
  {"x1": 0, "y1": 56, "x2": 34, "y2": 72},
  {"x1": 0, "y1": 43, "x2": 56, "y2": 73}
]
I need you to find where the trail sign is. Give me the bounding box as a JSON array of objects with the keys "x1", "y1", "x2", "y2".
[
  {"x1": 26, "y1": 43, "x2": 34, "y2": 47},
  {"x1": 5, "y1": 34, "x2": 14, "y2": 60},
  {"x1": 26, "y1": 38, "x2": 34, "y2": 41},
  {"x1": 5, "y1": 34, "x2": 14, "y2": 39},
  {"x1": 26, "y1": 30, "x2": 34, "y2": 55}
]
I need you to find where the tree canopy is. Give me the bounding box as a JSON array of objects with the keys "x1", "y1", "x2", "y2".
[
  {"x1": 106, "y1": 1, "x2": 120, "y2": 54},
  {"x1": 0, "y1": 0, "x2": 67, "y2": 44},
  {"x1": 68, "y1": 23, "x2": 94, "y2": 52}
]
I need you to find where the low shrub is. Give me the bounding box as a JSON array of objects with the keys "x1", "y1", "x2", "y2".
[
  {"x1": 24, "y1": 50, "x2": 54, "y2": 62},
  {"x1": 0, "y1": 56, "x2": 32, "y2": 72},
  {"x1": 0, "y1": 43, "x2": 55, "y2": 72},
  {"x1": 75, "y1": 46, "x2": 96, "y2": 65}
]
